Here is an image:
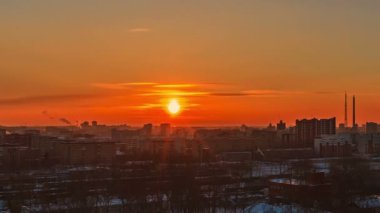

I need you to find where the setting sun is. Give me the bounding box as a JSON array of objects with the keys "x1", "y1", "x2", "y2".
[{"x1": 167, "y1": 99, "x2": 181, "y2": 115}]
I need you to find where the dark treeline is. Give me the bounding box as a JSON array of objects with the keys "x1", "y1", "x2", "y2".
[
  {"x1": 2, "y1": 151, "x2": 380, "y2": 212},
  {"x1": 1, "y1": 158, "x2": 261, "y2": 212}
]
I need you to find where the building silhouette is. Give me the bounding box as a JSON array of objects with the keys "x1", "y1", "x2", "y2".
[
  {"x1": 92, "y1": 121, "x2": 98, "y2": 126},
  {"x1": 296, "y1": 118, "x2": 336, "y2": 146},
  {"x1": 366, "y1": 122, "x2": 378, "y2": 134},
  {"x1": 142, "y1": 123, "x2": 153, "y2": 136},
  {"x1": 276, "y1": 120, "x2": 286, "y2": 131},
  {"x1": 0, "y1": 129, "x2": 6, "y2": 144},
  {"x1": 160, "y1": 123, "x2": 171, "y2": 137}
]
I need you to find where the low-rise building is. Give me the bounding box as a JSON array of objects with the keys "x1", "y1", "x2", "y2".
[
  {"x1": 56, "y1": 140, "x2": 119, "y2": 164},
  {"x1": 269, "y1": 172, "x2": 331, "y2": 203},
  {"x1": 314, "y1": 134, "x2": 352, "y2": 157}
]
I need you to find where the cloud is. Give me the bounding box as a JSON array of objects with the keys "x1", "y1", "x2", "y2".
[
  {"x1": 93, "y1": 82, "x2": 339, "y2": 98},
  {"x1": 92, "y1": 82, "x2": 215, "y2": 90},
  {"x1": 153, "y1": 83, "x2": 219, "y2": 88},
  {"x1": 129, "y1": 28, "x2": 151, "y2": 33},
  {"x1": 133, "y1": 103, "x2": 163, "y2": 109},
  {"x1": 133, "y1": 103, "x2": 200, "y2": 110},
  {"x1": 92, "y1": 82, "x2": 304, "y2": 98},
  {"x1": 0, "y1": 94, "x2": 98, "y2": 106},
  {"x1": 153, "y1": 84, "x2": 198, "y2": 88},
  {"x1": 311, "y1": 91, "x2": 338, "y2": 95},
  {"x1": 140, "y1": 90, "x2": 209, "y2": 97},
  {"x1": 209, "y1": 90, "x2": 302, "y2": 97},
  {"x1": 92, "y1": 82, "x2": 156, "y2": 90},
  {"x1": 210, "y1": 92, "x2": 250, "y2": 97},
  {"x1": 244, "y1": 90, "x2": 303, "y2": 96},
  {"x1": 138, "y1": 89, "x2": 297, "y2": 98}
]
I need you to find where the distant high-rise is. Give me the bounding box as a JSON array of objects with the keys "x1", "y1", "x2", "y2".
[
  {"x1": 142, "y1": 123, "x2": 153, "y2": 136},
  {"x1": 92, "y1": 121, "x2": 98, "y2": 126},
  {"x1": 366, "y1": 122, "x2": 378, "y2": 134},
  {"x1": 296, "y1": 117, "x2": 336, "y2": 146},
  {"x1": 267, "y1": 123, "x2": 276, "y2": 131},
  {"x1": 160, "y1": 123, "x2": 171, "y2": 137},
  {"x1": 80, "y1": 121, "x2": 90, "y2": 128},
  {"x1": 276, "y1": 120, "x2": 286, "y2": 130},
  {"x1": 338, "y1": 123, "x2": 346, "y2": 132},
  {"x1": 320, "y1": 118, "x2": 336, "y2": 135},
  {"x1": 0, "y1": 129, "x2": 6, "y2": 144}
]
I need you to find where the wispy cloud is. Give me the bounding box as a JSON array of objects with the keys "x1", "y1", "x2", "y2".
[
  {"x1": 153, "y1": 84, "x2": 198, "y2": 88},
  {"x1": 129, "y1": 28, "x2": 151, "y2": 33},
  {"x1": 311, "y1": 91, "x2": 338, "y2": 95},
  {"x1": 0, "y1": 94, "x2": 98, "y2": 106},
  {"x1": 92, "y1": 82, "x2": 305, "y2": 98},
  {"x1": 153, "y1": 83, "x2": 219, "y2": 88},
  {"x1": 210, "y1": 92, "x2": 249, "y2": 97},
  {"x1": 209, "y1": 90, "x2": 302, "y2": 97},
  {"x1": 140, "y1": 90, "x2": 209, "y2": 97},
  {"x1": 133, "y1": 102, "x2": 200, "y2": 110},
  {"x1": 92, "y1": 82, "x2": 214, "y2": 90},
  {"x1": 42, "y1": 110, "x2": 55, "y2": 119},
  {"x1": 133, "y1": 103, "x2": 163, "y2": 109},
  {"x1": 92, "y1": 82, "x2": 156, "y2": 90},
  {"x1": 92, "y1": 82, "x2": 340, "y2": 97}
]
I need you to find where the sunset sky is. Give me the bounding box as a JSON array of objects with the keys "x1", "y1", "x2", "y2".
[{"x1": 0, "y1": 0, "x2": 379, "y2": 126}]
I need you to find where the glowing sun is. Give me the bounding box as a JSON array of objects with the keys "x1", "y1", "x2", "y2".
[{"x1": 167, "y1": 99, "x2": 181, "y2": 115}]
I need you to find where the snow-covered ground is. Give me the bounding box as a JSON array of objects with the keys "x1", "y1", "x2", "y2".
[{"x1": 244, "y1": 202, "x2": 330, "y2": 213}]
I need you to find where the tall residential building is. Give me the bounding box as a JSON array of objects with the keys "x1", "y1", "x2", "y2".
[
  {"x1": 142, "y1": 123, "x2": 153, "y2": 136},
  {"x1": 276, "y1": 120, "x2": 286, "y2": 131},
  {"x1": 0, "y1": 129, "x2": 6, "y2": 144},
  {"x1": 160, "y1": 123, "x2": 171, "y2": 137},
  {"x1": 80, "y1": 121, "x2": 90, "y2": 128},
  {"x1": 366, "y1": 122, "x2": 378, "y2": 134},
  {"x1": 296, "y1": 117, "x2": 336, "y2": 146},
  {"x1": 267, "y1": 123, "x2": 276, "y2": 131},
  {"x1": 320, "y1": 118, "x2": 336, "y2": 134}
]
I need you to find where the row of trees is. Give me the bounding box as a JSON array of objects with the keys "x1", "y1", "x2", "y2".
[{"x1": 2, "y1": 162, "x2": 260, "y2": 212}]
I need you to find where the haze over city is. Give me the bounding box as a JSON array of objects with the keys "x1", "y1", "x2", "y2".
[{"x1": 1, "y1": 0, "x2": 380, "y2": 126}]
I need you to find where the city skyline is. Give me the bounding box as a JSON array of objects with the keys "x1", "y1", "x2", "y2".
[
  {"x1": 1, "y1": 0, "x2": 380, "y2": 125},
  {"x1": 0, "y1": 84, "x2": 374, "y2": 127}
]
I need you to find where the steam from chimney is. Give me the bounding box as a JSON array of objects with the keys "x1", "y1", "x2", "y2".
[
  {"x1": 42, "y1": 110, "x2": 72, "y2": 125},
  {"x1": 42, "y1": 110, "x2": 55, "y2": 119},
  {"x1": 59, "y1": 118, "x2": 72, "y2": 125}
]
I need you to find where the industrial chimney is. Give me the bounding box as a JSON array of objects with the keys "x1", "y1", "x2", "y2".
[
  {"x1": 353, "y1": 95, "x2": 356, "y2": 128},
  {"x1": 345, "y1": 92, "x2": 348, "y2": 127}
]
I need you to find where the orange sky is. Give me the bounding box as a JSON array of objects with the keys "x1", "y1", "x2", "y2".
[{"x1": 0, "y1": 1, "x2": 380, "y2": 126}]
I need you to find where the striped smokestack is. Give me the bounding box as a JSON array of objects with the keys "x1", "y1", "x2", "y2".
[
  {"x1": 345, "y1": 92, "x2": 347, "y2": 127},
  {"x1": 353, "y1": 95, "x2": 356, "y2": 128}
]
